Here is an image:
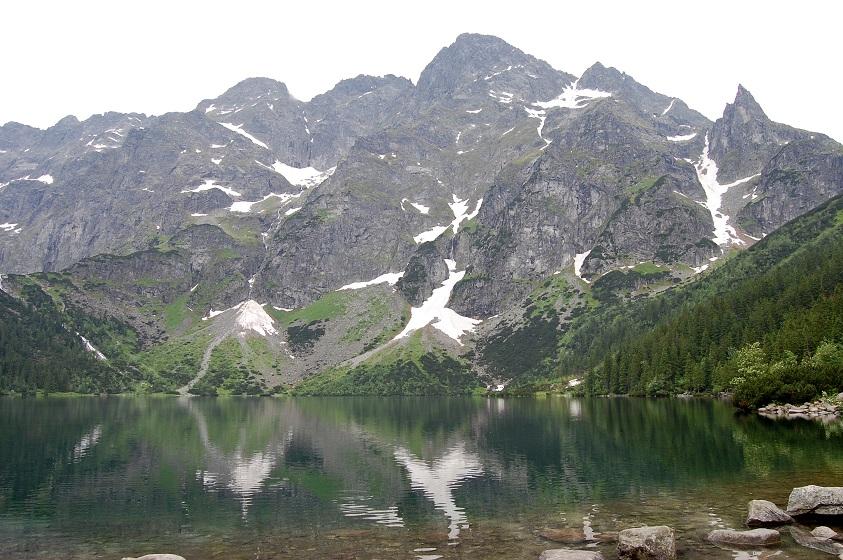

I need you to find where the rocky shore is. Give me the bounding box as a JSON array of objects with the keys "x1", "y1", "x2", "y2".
[
  {"x1": 758, "y1": 394, "x2": 842, "y2": 421},
  {"x1": 537, "y1": 485, "x2": 843, "y2": 560}
]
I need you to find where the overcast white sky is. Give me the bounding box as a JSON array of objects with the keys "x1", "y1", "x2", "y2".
[{"x1": 2, "y1": 0, "x2": 841, "y2": 140}]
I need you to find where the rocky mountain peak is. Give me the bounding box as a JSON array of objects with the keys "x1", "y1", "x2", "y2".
[
  {"x1": 728, "y1": 84, "x2": 769, "y2": 124},
  {"x1": 416, "y1": 33, "x2": 535, "y2": 99}
]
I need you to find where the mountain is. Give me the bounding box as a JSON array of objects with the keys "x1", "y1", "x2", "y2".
[{"x1": 1, "y1": 33, "x2": 841, "y2": 397}]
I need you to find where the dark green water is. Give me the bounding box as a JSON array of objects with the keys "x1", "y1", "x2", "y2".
[{"x1": 1, "y1": 396, "x2": 841, "y2": 559}]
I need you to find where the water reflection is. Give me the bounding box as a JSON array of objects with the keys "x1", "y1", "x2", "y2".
[
  {"x1": 394, "y1": 442, "x2": 484, "y2": 539},
  {"x1": 1, "y1": 396, "x2": 842, "y2": 559},
  {"x1": 182, "y1": 397, "x2": 293, "y2": 518}
]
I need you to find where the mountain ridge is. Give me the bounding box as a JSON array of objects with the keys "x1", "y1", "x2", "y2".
[{"x1": 1, "y1": 33, "x2": 841, "y2": 397}]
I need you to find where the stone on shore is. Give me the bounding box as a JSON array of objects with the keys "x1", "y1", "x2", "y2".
[
  {"x1": 617, "y1": 526, "x2": 675, "y2": 560},
  {"x1": 707, "y1": 528, "x2": 781, "y2": 546},
  {"x1": 787, "y1": 485, "x2": 843, "y2": 516},
  {"x1": 539, "y1": 550, "x2": 605, "y2": 560},
  {"x1": 746, "y1": 499, "x2": 794, "y2": 527}
]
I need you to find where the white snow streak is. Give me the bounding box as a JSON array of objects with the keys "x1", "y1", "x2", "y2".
[
  {"x1": 693, "y1": 135, "x2": 760, "y2": 246},
  {"x1": 661, "y1": 99, "x2": 676, "y2": 116},
  {"x1": 255, "y1": 160, "x2": 333, "y2": 188},
  {"x1": 666, "y1": 132, "x2": 697, "y2": 142},
  {"x1": 77, "y1": 333, "x2": 107, "y2": 361},
  {"x1": 574, "y1": 250, "x2": 591, "y2": 283},
  {"x1": 393, "y1": 259, "x2": 481, "y2": 344},
  {"x1": 0, "y1": 223, "x2": 18, "y2": 232},
  {"x1": 191, "y1": 213, "x2": 208, "y2": 217},
  {"x1": 229, "y1": 191, "x2": 301, "y2": 213},
  {"x1": 412, "y1": 196, "x2": 481, "y2": 244},
  {"x1": 211, "y1": 157, "x2": 222, "y2": 165},
  {"x1": 533, "y1": 79, "x2": 611, "y2": 110},
  {"x1": 181, "y1": 179, "x2": 242, "y2": 198},
  {"x1": 36, "y1": 174, "x2": 54, "y2": 184},
  {"x1": 284, "y1": 207, "x2": 301, "y2": 216},
  {"x1": 465, "y1": 109, "x2": 483, "y2": 114},
  {"x1": 401, "y1": 198, "x2": 430, "y2": 214},
  {"x1": 524, "y1": 107, "x2": 549, "y2": 145},
  {"x1": 338, "y1": 272, "x2": 404, "y2": 291},
  {"x1": 219, "y1": 122, "x2": 269, "y2": 149}
]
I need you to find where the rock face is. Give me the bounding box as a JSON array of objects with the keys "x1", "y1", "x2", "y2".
[
  {"x1": 787, "y1": 485, "x2": 843, "y2": 516},
  {"x1": 617, "y1": 526, "x2": 676, "y2": 560},
  {"x1": 707, "y1": 528, "x2": 781, "y2": 546},
  {"x1": 746, "y1": 499, "x2": 794, "y2": 527},
  {"x1": 539, "y1": 550, "x2": 604, "y2": 560}
]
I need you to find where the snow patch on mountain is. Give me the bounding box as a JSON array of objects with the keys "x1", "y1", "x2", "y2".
[
  {"x1": 77, "y1": 333, "x2": 107, "y2": 361},
  {"x1": 255, "y1": 160, "x2": 333, "y2": 188},
  {"x1": 448, "y1": 195, "x2": 482, "y2": 233},
  {"x1": 393, "y1": 259, "x2": 481, "y2": 344},
  {"x1": 533, "y1": 79, "x2": 611, "y2": 110},
  {"x1": 181, "y1": 179, "x2": 242, "y2": 198},
  {"x1": 661, "y1": 99, "x2": 676, "y2": 116},
  {"x1": 338, "y1": 272, "x2": 404, "y2": 291},
  {"x1": 524, "y1": 107, "x2": 549, "y2": 145},
  {"x1": 234, "y1": 301, "x2": 278, "y2": 336},
  {"x1": 574, "y1": 250, "x2": 592, "y2": 282},
  {"x1": 0, "y1": 223, "x2": 19, "y2": 232},
  {"x1": 229, "y1": 191, "x2": 301, "y2": 213},
  {"x1": 219, "y1": 122, "x2": 270, "y2": 149},
  {"x1": 401, "y1": 198, "x2": 430, "y2": 214},
  {"x1": 36, "y1": 174, "x2": 54, "y2": 184},
  {"x1": 466, "y1": 109, "x2": 482, "y2": 114},
  {"x1": 694, "y1": 135, "x2": 760, "y2": 246},
  {"x1": 667, "y1": 132, "x2": 697, "y2": 142}
]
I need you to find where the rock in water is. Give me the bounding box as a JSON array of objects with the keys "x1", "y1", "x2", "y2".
[
  {"x1": 746, "y1": 499, "x2": 794, "y2": 526},
  {"x1": 539, "y1": 550, "x2": 605, "y2": 560},
  {"x1": 789, "y1": 526, "x2": 843, "y2": 555},
  {"x1": 812, "y1": 526, "x2": 838, "y2": 539},
  {"x1": 122, "y1": 556, "x2": 186, "y2": 560},
  {"x1": 617, "y1": 526, "x2": 676, "y2": 560},
  {"x1": 787, "y1": 485, "x2": 843, "y2": 516},
  {"x1": 707, "y1": 528, "x2": 781, "y2": 546}
]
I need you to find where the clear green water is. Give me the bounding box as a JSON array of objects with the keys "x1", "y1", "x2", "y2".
[{"x1": 1, "y1": 396, "x2": 841, "y2": 559}]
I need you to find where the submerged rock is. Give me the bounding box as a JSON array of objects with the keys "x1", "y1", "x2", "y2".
[
  {"x1": 539, "y1": 550, "x2": 605, "y2": 560},
  {"x1": 540, "y1": 528, "x2": 588, "y2": 543},
  {"x1": 707, "y1": 528, "x2": 781, "y2": 546},
  {"x1": 746, "y1": 499, "x2": 794, "y2": 526},
  {"x1": 617, "y1": 526, "x2": 676, "y2": 560},
  {"x1": 122, "y1": 555, "x2": 186, "y2": 560},
  {"x1": 787, "y1": 485, "x2": 843, "y2": 516},
  {"x1": 789, "y1": 526, "x2": 843, "y2": 555}
]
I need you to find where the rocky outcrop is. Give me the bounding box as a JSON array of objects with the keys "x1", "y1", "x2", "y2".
[
  {"x1": 787, "y1": 485, "x2": 843, "y2": 516},
  {"x1": 707, "y1": 528, "x2": 781, "y2": 546},
  {"x1": 617, "y1": 526, "x2": 675, "y2": 560},
  {"x1": 758, "y1": 399, "x2": 840, "y2": 420},
  {"x1": 745, "y1": 499, "x2": 794, "y2": 527}
]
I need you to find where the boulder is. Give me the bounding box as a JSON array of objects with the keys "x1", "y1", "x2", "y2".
[
  {"x1": 122, "y1": 556, "x2": 186, "y2": 560},
  {"x1": 746, "y1": 499, "x2": 794, "y2": 527},
  {"x1": 617, "y1": 526, "x2": 675, "y2": 560},
  {"x1": 708, "y1": 528, "x2": 780, "y2": 547},
  {"x1": 812, "y1": 526, "x2": 838, "y2": 539},
  {"x1": 539, "y1": 550, "x2": 605, "y2": 560},
  {"x1": 787, "y1": 485, "x2": 843, "y2": 516}
]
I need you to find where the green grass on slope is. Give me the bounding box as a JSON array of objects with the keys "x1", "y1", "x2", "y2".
[{"x1": 294, "y1": 331, "x2": 479, "y2": 396}]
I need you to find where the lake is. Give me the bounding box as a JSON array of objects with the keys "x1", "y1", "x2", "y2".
[{"x1": 1, "y1": 396, "x2": 841, "y2": 559}]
